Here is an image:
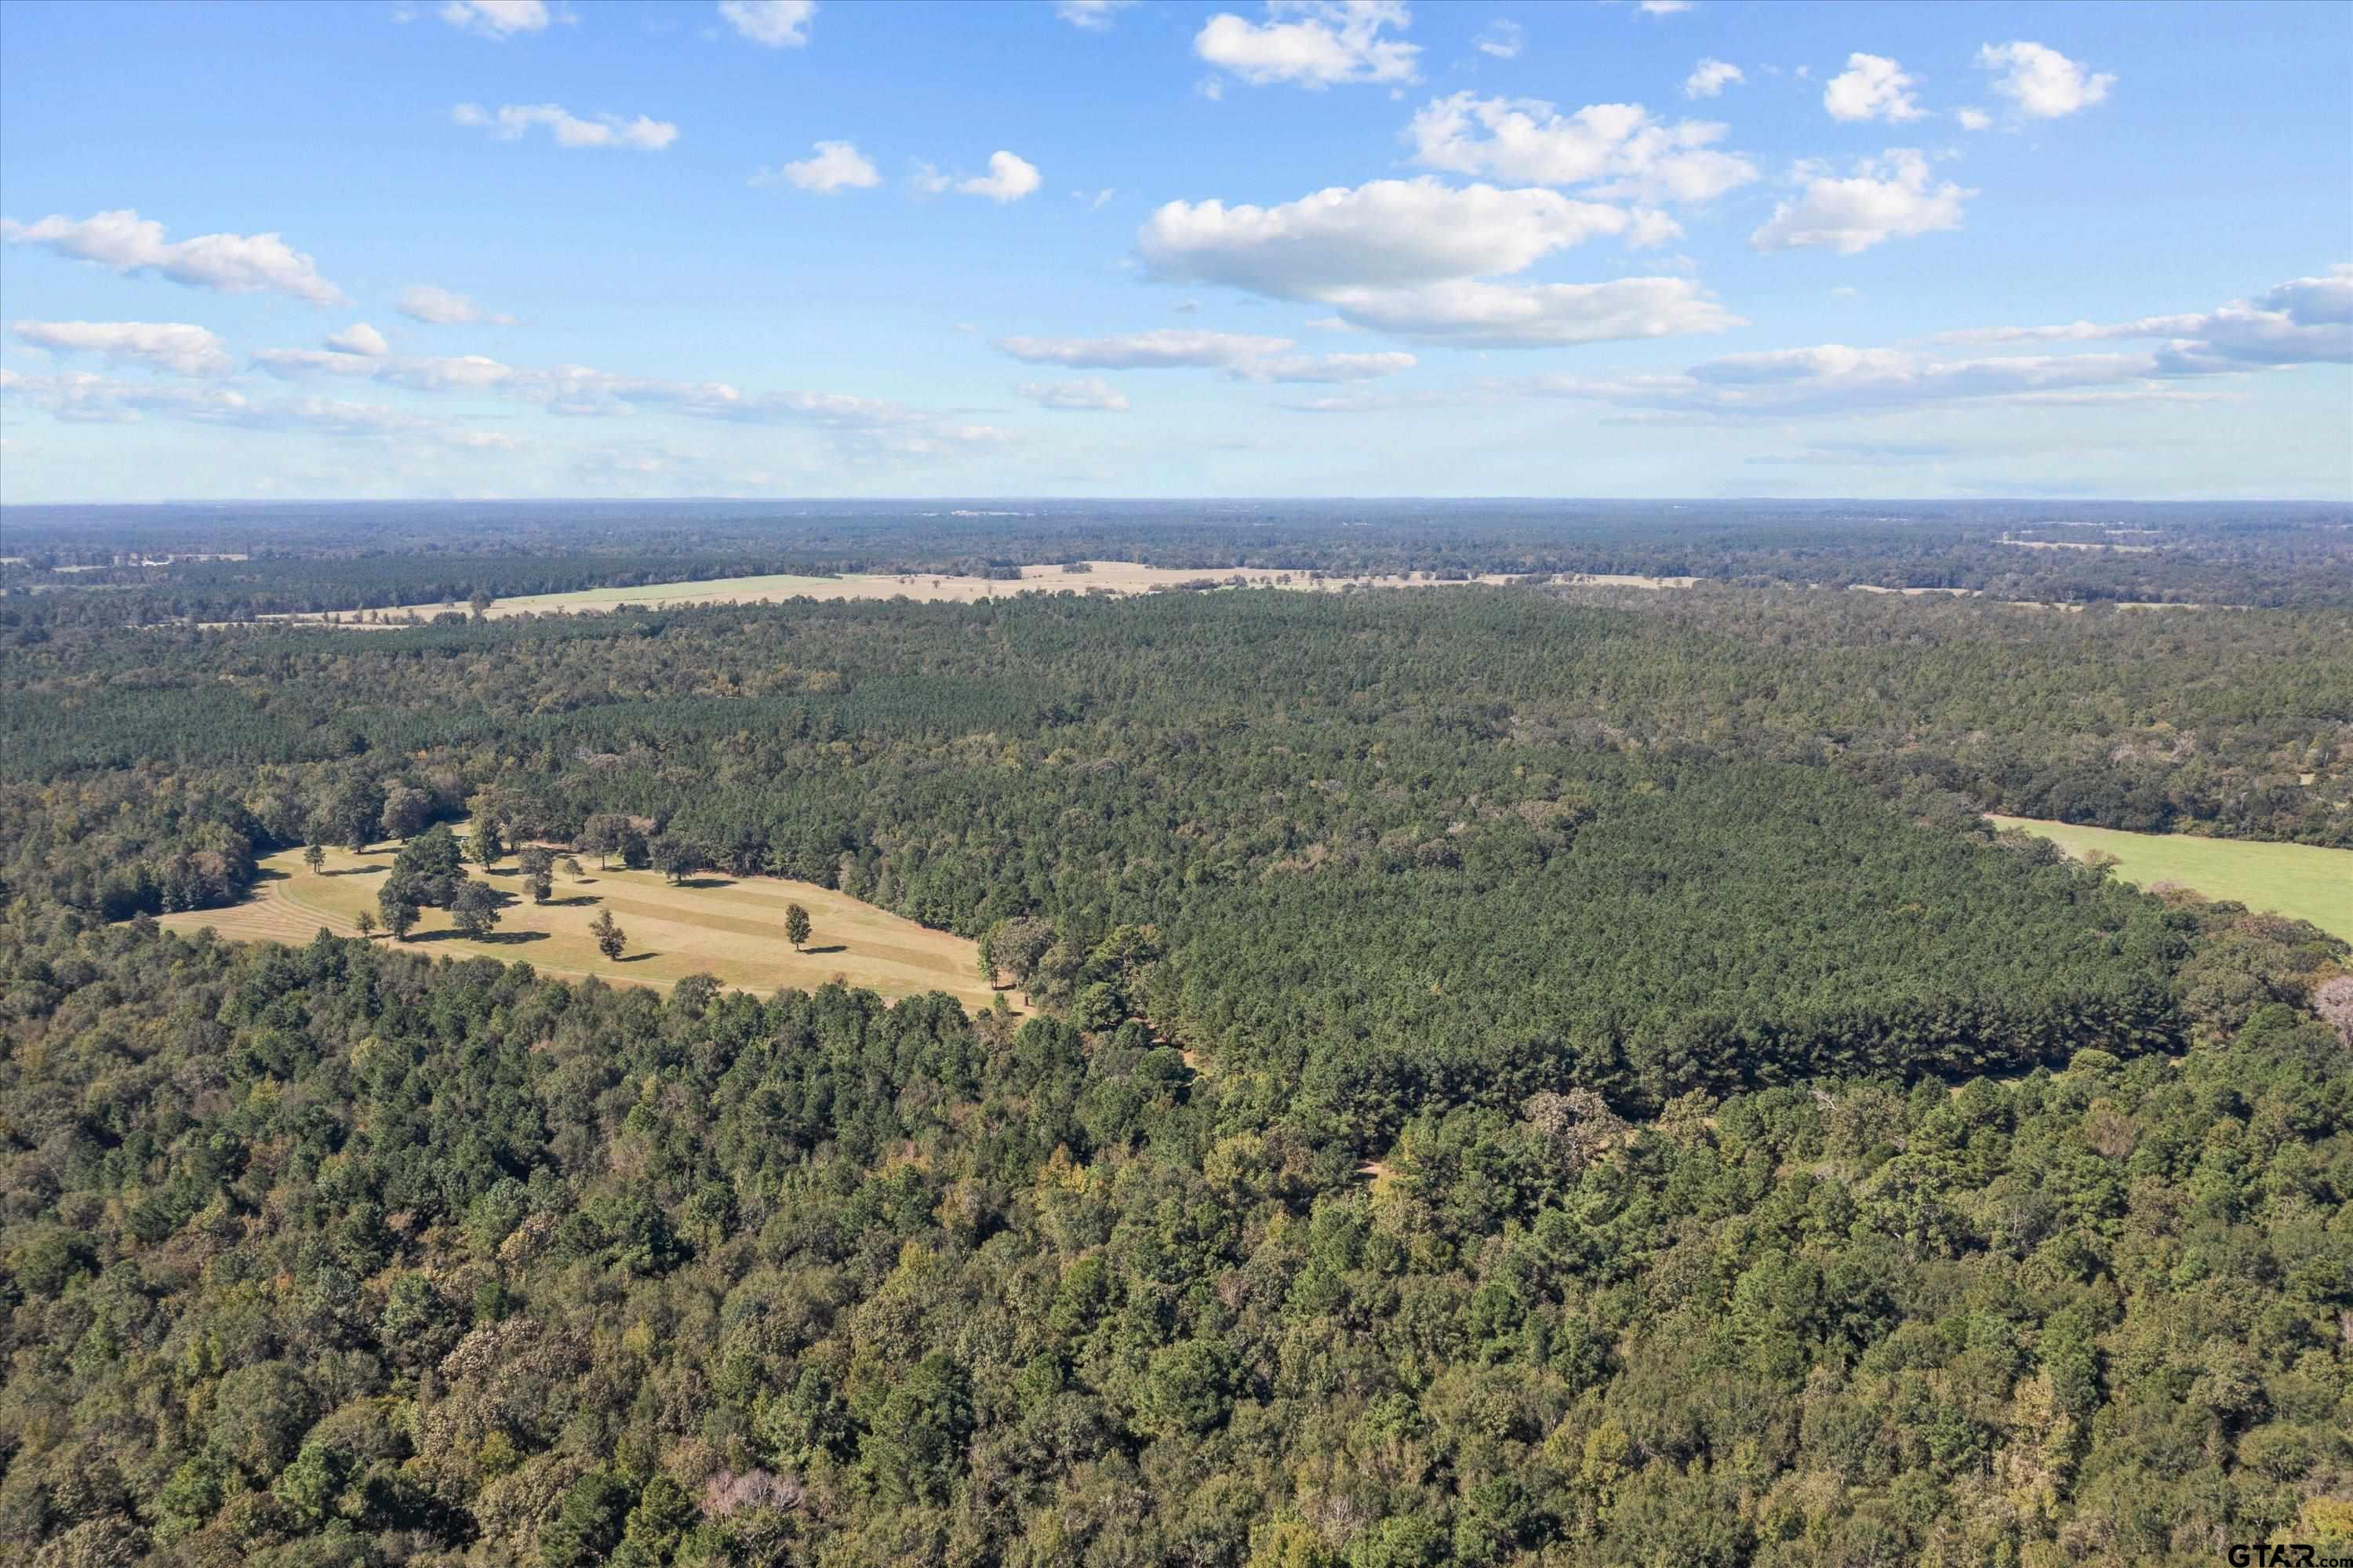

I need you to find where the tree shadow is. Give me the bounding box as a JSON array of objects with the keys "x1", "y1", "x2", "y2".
[
  {"x1": 616, "y1": 951, "x2": 657, "y2": 962},
  {"x1": 801, "y1": 944, "x2": 848, "y2": 955},
  {"x1": 675, "y1": 876, "x2": 736, "y2": 890},
  {"x1": 256, "y1": 868, "x2": 291, "y2": 883},
  {"x1": 546, "y1": 894, "x2": 601, "y2": 908},
  {"x1": 325, "y1": 864, "x2": 387, "y2": 877},
  {"x1": 410, "y1": 927, "x2": 549, "y2": 946}
]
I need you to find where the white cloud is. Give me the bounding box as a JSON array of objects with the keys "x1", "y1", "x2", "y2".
[
  {"x1": 996, "y1": 329, "x2": 1294, "y2": 369},
  {"x1": 1955, "y1": 107, "x2": 1991, "y2": 131},
  {"x1": 958, "y1": 151, "x2": 1042, "y2": 203},
  {"x1": 1750, "y1": 149, "x2": 1970, "y2": 254},
  {"x1": 1474, "y1": 19, "x2": 1522, "y2": 59},
  {"x1": 1935, "y1": 264, "x2": 2352, "y2": 369},
  {"x1": 1241, "y1": 351, "x2": 1417, "y2": 382},
  {"x1": 1977, "y1": 41, "x2": 2114, "y2": 118},
  {"x1": 1626, "y1": 208, "x2": 1683, "y2": 249},
  {"x1": 0, "y1": 209, "x2": 345, "y2": 305},
  {"x1": 1684, "y1": 58, "x2": 1742, "y2": 98},
  {"x1": 718, "y1": 0, "x2": 814, "y2": 46},
  {"x1": 1195, "y1": 1, "x2": 1420, "y2": 89},
  {"x1": 1019, "y1": 377, "x2": 1131, "y2": 410},
  {"x1": 1314, "y1": 276, "x2": 1740, "y2": 347},
  {"x1": 1823, "y1": 53, "x2": 1925, "y2": 122},
  {"x1": 1638, "y1": 1, "x2": 1693, "y2": 13},
  {"x1": 438, "y1": 0, "x2": 549, "y2": 37},
  {"x1": 1075, "y1": 188, "x2": 1116, "y2": 209},
  {"x1": 1138, "y1": 176, "x2": 1739, "y2": 347},
  {"x1": 755, "y1": 140, "x2": 880, "y2": 193},
  {"x1": 325, "y1": 322, "x2": 391, "y2": 356},
  {"x1": 1404, "y1": 93, "x2": 1758, "y2": 204},
  {"x1": 1140, "y1": 177, "x2": 1627, "y2": 297},
  {"x1": 398, "y1": 285, "x2": 510, "y2": 325},
  {"x1": 10, "y1": 319, "x2": 232, "y2": 377},
  {"x1": 1055, "y1": 0, "x2": 1136, "y2": 28},
  {"x1": 453, "y1": 103, "x2": 678, "y2": 151}
]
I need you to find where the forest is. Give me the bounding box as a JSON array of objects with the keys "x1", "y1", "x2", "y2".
[{"x1": 2, "y1": 513, "x2": 2350, "y2": 1566}]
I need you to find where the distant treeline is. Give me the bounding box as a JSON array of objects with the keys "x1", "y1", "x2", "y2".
[{"x1": 5, "y1": 500, "x2": 2351, "y2": 616}]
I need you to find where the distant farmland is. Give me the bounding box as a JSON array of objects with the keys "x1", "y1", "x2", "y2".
[
  {"x1": 1987, "y1": 816, "x2": 2353, "y2": 941},
  {"x1": 155, "y1": 844, "x2": 1009, "y2": 1010}
]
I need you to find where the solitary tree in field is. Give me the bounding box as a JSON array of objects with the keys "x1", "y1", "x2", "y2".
[
  {"x1": 356, "y1": 908, "x2": 376, "y2": 939},
  {"x1": 527, "y1": 871, "x2": 554, "y2": 904},
  {"x1": 304, "y1": 843, "x2": 326, "y2": 873},
  {"x1": 380, "y1": 892, "x2": 419, "y2": 943},
  {"x1": 561, "y1": 857, "x2": 584, "y2": 881},
  {"x1": 469, "y1": 587, "x2": 494, "y2": 618},
  {"x1": 651, "y1": 832, "x2": 697, "y2": 884},
  {"x1": 470, "y1": 821, "x2": 504, "y2": 871},
  {"x1": 591, "y1": 909, "x2": 627, "y2": 961},
  {"x1": 786, "y1": 904, "x2": 812, "y2": 952},
  {"x1": 451, "y1": 881, "x2": 500, "y2": 940}
]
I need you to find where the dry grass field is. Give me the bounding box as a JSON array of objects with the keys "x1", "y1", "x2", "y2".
[
  {"x1": 155, "y1": 842, "x2": 1010, "y2": 1009},
  {"x1": 1988, "y1": 816, "x2": 2353, "y2": 942},
  {"x1": 291, "y1": 561, "x2": 1578, "y2": 625}
]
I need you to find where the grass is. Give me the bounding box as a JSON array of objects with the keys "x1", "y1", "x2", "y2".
[
  {"x1": 155, "y1": 842, "x2": 1010, "y2": 1009},
  {"x1": 1986, "y1": 816, "x2": 2353, "y2": 941},
  {"x1": 290, "y1": 561, "x2": 1571, "y2": 624}
]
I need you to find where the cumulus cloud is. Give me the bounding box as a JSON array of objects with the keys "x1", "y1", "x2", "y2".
[
  {"x1": 1475, "y1": 19, "x2": 1522, "y2": 59},
  {"x1": 1977, "y1": 41, "x2": 2114, "y2": 118},
  {"x1": 1315, "y1": 276, "x2": 1740, "y2": 347},
  {"x1": 1749, "y1": 149, "x2": 1970, "y2": 254},
  {"x1": 1140, "y1": 177, "x2": 1627, "y2": 297},
  {"x1": 1138, "y1": 176, "x2": 1738, "y2": 346},
  {"x1": 1955, "y1": 107, "x2": 1991, "y2": 131},
  {"x1": 1019, "y1": 377, "x2": 1130, "y2": 410},
  {"x1": 10, "y1": 319, "x2": 232, "y2": 377},
  {"x1": 1404, "y1": 93, "x2": 1758, "y2": 204},
  {"x1": 1195, "y1": 1, "x2": 1420, "y2": 89},
  {"x1": 1823, "y1": 53, "x2": 1925, "y2": 122},
  {"x1": 1684, "y1": 58, "x2": 1742, "y2": 98},
  {"x1": 959, "y1": 151, "x2": 1042, "y2": 202},
  {"x1": 1934, "y1": 264, "x2": 2352, "y2": 369},
  {"x1": 325, "y1": 322, "x2": 391, "y2": 356},
  {"x1": 1638, "y1": 1, "x2": 1693, "y2": 13},
  {"x1": 439, "y1": 0, "x2": 549, "y2": 37},
  {"x1": 0, "y1": 209, "x2": 345, "y2": 305},
  {"x1": 718, "y1": 0, "x2": 814, "y2": 46},
  {"x1": 754, "y1": 140, "x2": 880, "y2": 193},
  {"x1": 0, "y1": 368, "x2": 518, "y2": 446},
  {"x1": 1055, "y1": 0, "x2": 1136, "y2": 27},
  {"x1": 996, "y1": 329, "x2": 1295, "y2": 369},
  {"x1": 453, "y1": 103, "x2": 678, "y2": 151},
  {"x1": 398, "y1": 285, "x2": 511, "y2": 326}
]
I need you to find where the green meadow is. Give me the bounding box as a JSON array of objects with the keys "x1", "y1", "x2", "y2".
[{"x1": 1988, "y1": 815, "x2": 2352, "y2": 941}]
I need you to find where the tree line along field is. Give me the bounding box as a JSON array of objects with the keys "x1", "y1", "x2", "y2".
[
  {"x1": 1987, "y1": 814, "x2": 2353, "y2": 941},
  {"x1": 155, "y1": 839, "x2": 1006, "y2": 1011}
]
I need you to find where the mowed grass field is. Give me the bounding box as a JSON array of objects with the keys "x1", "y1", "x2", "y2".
[
  {"x1": 1987, "y1": 816, "x2": 2353, "y2": 941},
  {"x1": 155, "y1": 842, "x2": 1008, "y2": 1009}
]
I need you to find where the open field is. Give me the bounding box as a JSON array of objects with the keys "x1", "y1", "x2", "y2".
[
  {"x1": 1987, "y1": 816, "x2": 2353, "y2": 941},
  {"x1": 154, "y1": 842, "x2": 1009, "y2": 1009},
  {"x1": 283, "y1": 561, "x2": 1584, "y2": 624}
]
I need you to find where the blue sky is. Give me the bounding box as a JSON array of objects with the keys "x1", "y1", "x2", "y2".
[{"x1": 2, "y1": 0, "x2": 2348, "y2": 502}]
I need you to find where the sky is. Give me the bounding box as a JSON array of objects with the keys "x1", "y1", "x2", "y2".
[{"x1": 2, "y1": 0, "x2": 2348, "y2": 504}]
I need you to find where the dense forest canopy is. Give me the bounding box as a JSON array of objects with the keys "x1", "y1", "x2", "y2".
[{"x1": 2, "y1": 508, "x2": 2349, "y2": 1566}]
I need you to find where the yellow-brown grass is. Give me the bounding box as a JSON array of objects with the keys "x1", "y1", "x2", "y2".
[{"x1": 155, "y1": 843, "x2": 1011, "y2": 1010}]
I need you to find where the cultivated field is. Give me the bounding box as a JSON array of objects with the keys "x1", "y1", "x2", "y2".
[
  {"x1": 1987, "y1": 815, "x2": 2353, "y2": 941},
  {"x1": 155, "y1": 842, "x2": 1009, "y2": 1009},
  {"x1": 295, "y1": 561, "x2": 1572, "y2": 624}
]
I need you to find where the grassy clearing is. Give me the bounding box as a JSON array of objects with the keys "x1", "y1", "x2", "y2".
[
  {"x1": 155, "y1": 843, "x2": 1009, "y2": 1008},
  {"x1": 1987, "y1": 815, "x2": 2352, "y2": 941},
  {"x1": 289, "y1": 561, "x2": 1573, "y2": 624}
]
